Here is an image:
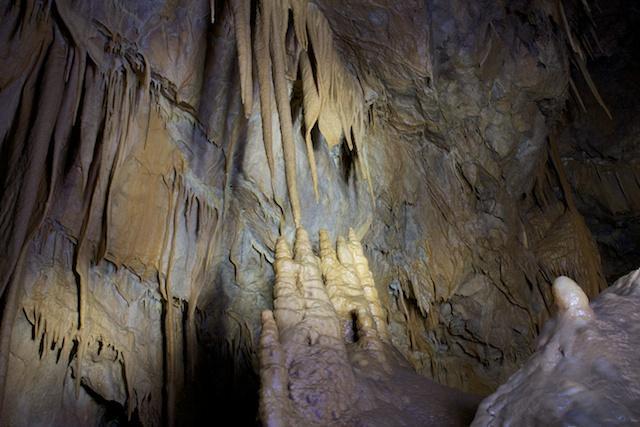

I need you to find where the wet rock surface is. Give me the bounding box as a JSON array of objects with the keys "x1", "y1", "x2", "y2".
[{"x1": 473, "y1": 270, "x2": 640, "y2": 426}]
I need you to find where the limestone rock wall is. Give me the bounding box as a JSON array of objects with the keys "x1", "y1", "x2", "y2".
[{"x1": 317, "y1": 0, "x2": 606, "y2": 393}]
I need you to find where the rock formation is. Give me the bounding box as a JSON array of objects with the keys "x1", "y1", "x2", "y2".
[
  {"x1": 258, "y1": 234, "x2": 640, "y2": 425},
  {"x1": 0, "y1": 0, "x2": 637, "y2": 425},
  {"x1": 473, "y1": 270, "x2": 640, "y2": 425},
  {"x1": 259, "y1": 228, "x2": 479, "y2": 426}
]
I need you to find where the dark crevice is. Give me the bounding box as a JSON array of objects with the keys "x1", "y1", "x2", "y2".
[
  {"x1": 349, "y1": 310, "x2": 360, "y2": 343},
  {"x1": 81, "y1": 380, "x2": 143, "y2": 427}
]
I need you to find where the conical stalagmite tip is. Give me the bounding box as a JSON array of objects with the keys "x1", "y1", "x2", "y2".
[
  {"x1": 275, "y1": 236, "x2": 292, "y2": 259},
  {"x1": 552, "y1": 276, "x2": 593, "y2": 318},
  {"x1": 295, "y1": 227, "x2": 309, "y2": 241},
  {"x1": 336, "y1": 235, "x2": 354, "y2": 264},
  {"x1": 319, "y1": 229, "x2": 335, "y2": 258},
  {"x1": 261, "y1": 310, "x2": 275, "y2": 325},
  {"x1": 294, "y1": 227, "x2": 313, "y2": 260}
]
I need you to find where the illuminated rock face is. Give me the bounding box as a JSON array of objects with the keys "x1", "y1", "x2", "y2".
[
  {"x1": 473, "y1": 270, "x2": 640, "y2": 426},
  {"x1": 0, "y1": 0, "x2": 634, "y2": 425},
  {"x1": 258, "y1": 235, "x2": 640, "y2": 426},
  {"x1": 258, "y1": 228, "x2": 479, "y2": 426}
]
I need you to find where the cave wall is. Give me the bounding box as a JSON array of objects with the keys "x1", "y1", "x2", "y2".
[
  {"x1": 558, "y1": 0, "x2": 640, "y2": 283},
  {"x1": 0, "y1": 0, "x2": 613, "y2": 424},
  {"x1": 0, "y1": 1, "x2": 223, "y2": 423}
]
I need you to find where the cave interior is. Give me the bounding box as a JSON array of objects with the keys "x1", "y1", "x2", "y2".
[{"x1": 1, "y1": 0, "x2": 640, "y2": 425}]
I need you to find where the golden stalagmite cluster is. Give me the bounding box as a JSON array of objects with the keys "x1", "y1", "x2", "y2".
[
  {"x1": 230, "y1": 0, "x2": 373, "y2": 227},
  {"x1": 259, "y1": 228, "x2": 390, "y2": 426}
]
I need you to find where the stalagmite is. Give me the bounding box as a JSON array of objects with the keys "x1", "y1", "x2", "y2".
[
  {"x1": 552, "y1": 276, "x2": 593, "y2": 319},
  {"x1": 258, "y1": 310, "x2": 287, "y2": 427},
  {"x1": 294, "y1": 228, "x2": 342, "y2": 343},
  {"x1": 346, "y1": 228, "x2": 390, "y2": 342},
  {"x1": 273, "y1": 236, "x2": 304, "y2": 332},
  {"x1": 318, "y1": 229, "x2": 388, "y2": 366},
  {"x1": 259, "y1": 229, "x2": 476, "y2": 424}
]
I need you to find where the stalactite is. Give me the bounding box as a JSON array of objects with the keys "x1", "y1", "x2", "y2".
[
  {"x1": 558, "y1": 0, "x2": 580, "y2": 57},
  {"x1": 0, "y1": 2, "x2": 217, "y2": 422},
  {"x1": 299, "y1": 51, "x2": 320, "y2": 199},
  {"x1": 574, "y1": 56, "x2": 612, "y2": 119},
  {"x1": 555, "y1": 0, "x2": 612, "y2": 119},
  {"x1": 230, "y1": 0, "x2": 254, "y2": 117},
  {"x1": 303, "y1": 3, "x2": 372, "y2": 198},
  {"x1": 186, "y1": 193, "x2": 217, "y2": 380},
  {"x1": 23, "y1": 302, "x2": 136, "y2": 414},
  {"x1": 121, "y1": 353, "x2": 134, "y2": 419},
  {"x1": 291, "y1": 0, "x2": 309, "y2": 50},
  {"x1": 232, "y1": 0, "x2": 374, "y2": 226},
  {"x1": 255, "y1": 2, "x2": 276, "y2": 184},
  {"x1": 270, "y1": 0, "x2": 302, "y2": 227},
  {"x1": 161, "y1": 168, "x2": 182, "y2": 427},
  {"x1": 548, "y1": 134, "x2": 606, "y2": 295},
  {"x1": 306, "y1": 4, "x2": 344, "y2": 150},
  {"x1": 569, "y1": 76, "x2": 587, "y2": 113}
]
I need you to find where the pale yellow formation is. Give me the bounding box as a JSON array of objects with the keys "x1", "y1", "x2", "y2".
[
  {"x1": 261, "y1": 228, "x2": 358, "y2": 426},
  {"x1": 305, "y1": 4, "x2": 368, "y2": 154},
  {"x1": 270, "y1": 0, "x2": 302, "y2": 226},
  {"x1": 346, "y1": 228, "x2": 390, "y2": 342},
  {"x1": 230, "y1": 0, "x2": 373, "y2": 225},
  {"x1": 259, "y1": 310, "x2": 287, "y2": 427},
  {"x1": 273, "y1": 236, "x2": 304, "y2": 332},
  {"x1": 552, "y1": 276, "x2": 594, "y2": 319},
  {"x1": 321, "y1": 230, "x2": 389, "y2": 370},
  {"x1": 295, "y1": 229, "x2": 344, "y2": 343},
  {"x1": 258, "y1": 228, "x2": 391, "y2": 425},
  {"x1": 291, "y1": 0, "x2": 308, "y2": 50}
]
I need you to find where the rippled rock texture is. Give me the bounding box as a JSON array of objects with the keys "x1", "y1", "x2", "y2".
[{"x1": 0, "y1": 0, "x2": 628, "y2": 425}]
